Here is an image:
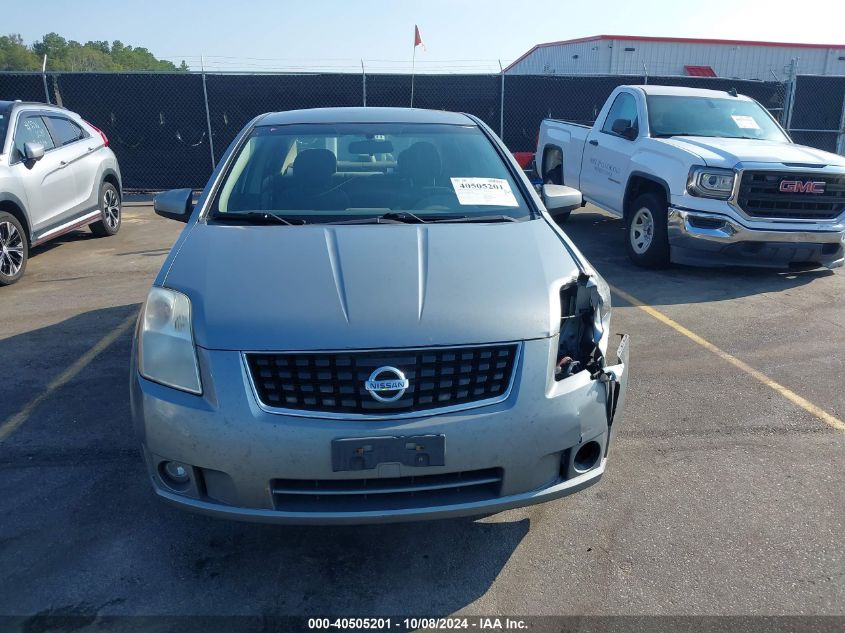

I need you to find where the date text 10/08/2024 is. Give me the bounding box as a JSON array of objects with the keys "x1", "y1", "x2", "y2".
[{"x1": 307, "y1": 617, "x2": 529, "y2": 630}]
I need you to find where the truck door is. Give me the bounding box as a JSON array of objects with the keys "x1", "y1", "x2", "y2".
[{"x1": 580, "y1": 92, "x2": 639, "y2": 213}]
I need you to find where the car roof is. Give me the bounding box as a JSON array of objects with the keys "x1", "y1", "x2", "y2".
[
  {"x1": 258, "y1": 107, "x2": 475, "y2": 126},
  {"x1": 625, "y1": 85, "x2": 754, "y2": 101},
  {"x1": 0, "y1": 100, "x2": 74, "y2": 114}
]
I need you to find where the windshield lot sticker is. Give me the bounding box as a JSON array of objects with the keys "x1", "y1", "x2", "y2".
[
  {"x1": 731, "y1": 115, "x2": 760, "y2": 130},
  {"x1": 450, "y1": 178, "x2": 519, "y2": 206}
]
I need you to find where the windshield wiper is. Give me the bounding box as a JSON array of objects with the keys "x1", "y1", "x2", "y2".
[
  {"x1": 432, "y1": 215, "x2": 518, "y2": 223},
  {"x1": 653, "y1": 133, "x2": 720, "y2": 138},
  {"x1": 323, "y1": 212, "x2": 518, "y2": 225},
  {"x1": 211, "y1": 212, "x2": 306, "y2": 226},
  {"x1": 327, "y1": 211, "x2": 446, "y2": 225}
]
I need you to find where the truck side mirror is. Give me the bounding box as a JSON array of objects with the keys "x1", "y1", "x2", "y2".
[
  {"x1": 153, "y1": 188, "x2": 194, "y2": 223},
  {"x1": 542, "y1": 184, "x2": 582, "y2": 212},
  {"x1": 611, "y1": 118, "x2": 637, "y2": 140}
]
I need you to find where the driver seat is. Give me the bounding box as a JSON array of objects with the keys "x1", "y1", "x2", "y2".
[
  {"x1": 275, "y1": 149, "x2": 349, "y2": 211},
  {"x1": 397, "y1": 141, "x2": 442, "y2": 187}
]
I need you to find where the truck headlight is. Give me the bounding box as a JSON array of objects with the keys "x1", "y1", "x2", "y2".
[
  {"x1": 688, "y1": 167, "x2": 736, "y2": 199},
  {"x1": 138, "y1": 287, "x2": 202, "y2": 394}
]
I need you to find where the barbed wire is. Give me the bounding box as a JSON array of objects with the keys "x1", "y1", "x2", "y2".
[{"x1": 153, "y1": 56, "x2": 513, "y2": 74}]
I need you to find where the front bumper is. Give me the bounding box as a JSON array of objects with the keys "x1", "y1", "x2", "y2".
[
  {"x1": 130, "y1": 336, "x2": 629, "y2": 525},
  {"x1": 667, "y1": 208, "x2": 845, "y2": 269}
]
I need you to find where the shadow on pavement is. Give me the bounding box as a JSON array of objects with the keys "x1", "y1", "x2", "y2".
[
  {"x1": 27, "y1": 228, "x2": 99, "y2": 260},
  {"x1": 561, "y1": 209, "x2": 835, "y2": 306},
  {"x1": 0, "y1": 305, "x2": 529, "y2": 617}
]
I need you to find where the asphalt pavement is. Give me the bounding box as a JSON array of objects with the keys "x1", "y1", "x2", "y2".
[{"x1": 0, "y1": 204, "x2": 842, "y2": 621}]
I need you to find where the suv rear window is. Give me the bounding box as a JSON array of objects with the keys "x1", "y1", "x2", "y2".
[
  {"x1": 211, "y1": 123, "x2": 531, "y2": 222},
  {"x1": 47, "y1": 116, "x2": 86, "y2": 146}
]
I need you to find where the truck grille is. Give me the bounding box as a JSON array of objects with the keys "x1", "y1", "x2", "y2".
[
  {"x1": 271, "y1": 468, "x2": 503, "y2": 512},
  {"x1": 245, "y1": 343, "x2": 519, "y2": 416},
  {"x1": 737, "y1": 171, "x2": 845, "y2": 220}
]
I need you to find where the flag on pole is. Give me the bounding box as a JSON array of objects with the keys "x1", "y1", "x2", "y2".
[{"x1": 414, "y1": 25, "x2": 426, "y2": 51}]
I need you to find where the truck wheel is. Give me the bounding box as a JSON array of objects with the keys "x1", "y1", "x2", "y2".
[
  {"x1": 0, "y1": 212, "x2": 28, "y2": 286},
  {"x1": 90, "y1": 182, "x2": 121, "y2": 237},
  {"x1": 625, "y1": 193, "x2": 669, "y2": 268}
]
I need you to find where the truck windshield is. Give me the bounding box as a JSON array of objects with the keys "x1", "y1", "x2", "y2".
[
  {"x1": 647, "y1": 96, "x2": 788, "y2": 142},
  {"x1": 210, "y1": 123, "x2": 531, "y2": 223}
]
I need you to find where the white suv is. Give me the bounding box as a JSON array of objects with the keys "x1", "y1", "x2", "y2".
[{"x1": 0, "y1": 100, "x2": 122, "y2": 285}]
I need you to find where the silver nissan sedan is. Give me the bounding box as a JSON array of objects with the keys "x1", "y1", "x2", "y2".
[{"x1": 130, "y1": 107, "x2": 629, "y2": 525}]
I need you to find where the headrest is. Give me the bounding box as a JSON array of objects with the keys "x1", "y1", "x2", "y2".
[
  {"x1": 292, "y1": 149, "x2": 337, "y2": 185},
  {"x1": 397, "y1": 142, "x2": 441, "y2": 184}
]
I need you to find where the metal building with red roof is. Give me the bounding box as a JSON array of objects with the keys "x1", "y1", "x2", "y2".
[{"x1": 504, "y1": 35, "x2": 845, "y2": 79}]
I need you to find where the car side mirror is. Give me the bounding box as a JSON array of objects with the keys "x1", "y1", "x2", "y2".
[
  {"x1": 611, "y1": 118, "x2": 637, "y2": 140},
  {"x1": 23, "y1": 142, "x2": 45, "y2": 162},
  {"x1": 153, "y1": 188, "x2": 193, "y2": 223},
  {"x1": 542, "y1": 184, "x2": 582, "y2": 212}
]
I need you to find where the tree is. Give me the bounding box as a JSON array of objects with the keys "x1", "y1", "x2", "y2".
[
  {"x1": 0, "y1": 34, "x2": 40, "y2": 70},
  {"x1": 1, "y1": 33, "x2": 182, "y2": 71},
  {"x1": 32, "y1": 32, "x2": 67, "y2": 60}
]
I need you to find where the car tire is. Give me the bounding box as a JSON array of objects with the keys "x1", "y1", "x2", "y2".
[
  {"x1": 0, "y1": 211, "x2": 28, "y2": 286},
  {"x1": 625, "y1": 193, "x2": 669, "y2": 268},
  {"x1": 90, "y1": 182, "x2": 121, "y2": 237}
]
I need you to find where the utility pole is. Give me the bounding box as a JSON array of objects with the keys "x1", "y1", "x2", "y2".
[
  {"x1": 200, "y1": 56, "x2": 216, "y2": 170},
  {"x1": 784, "y1": 57, "x2": 799, "y2": 131},
  {"x1": 361, "y1": 59, "x2": 367, "y2": 107},
  {"x1": 499, "y1": 60, "x2": 505, "y2": 139},
  {"x1": 41, "y1": 55, "x2": 50, "y2": 104}
]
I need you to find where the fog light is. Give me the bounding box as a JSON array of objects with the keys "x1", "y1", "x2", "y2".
[
  {"x1": 687, "y1": 215, "x2": 728, "y2": 231},
  {"x1": 159, "y1": 460, "x2": 191, "y2": 487},
  {"x1": 573, "y1": 441, "x2": 602, "y2": 473}
]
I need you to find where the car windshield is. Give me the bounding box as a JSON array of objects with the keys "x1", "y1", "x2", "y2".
[
  {"x1": 210, "y1": 122, "x2": 532, "y2": 223},
  {"x1": 647, "y1": 95, "x2": 789, "y2": 142}
]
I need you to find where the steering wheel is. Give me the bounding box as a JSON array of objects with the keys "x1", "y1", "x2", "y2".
[{"x1": 411, "y1": 187, "x2": 459, "y2": 210}]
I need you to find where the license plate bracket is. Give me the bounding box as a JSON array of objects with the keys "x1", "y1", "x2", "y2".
[{"x1": 331, "y1": 435, "x2": 445, "y2": 472}]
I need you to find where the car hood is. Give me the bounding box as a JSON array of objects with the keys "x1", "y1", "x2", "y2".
[
  {"x1": 163, "y1": 220, "x2": 580, "y2": 351},
  {"x1": 657, "y1": 136, "x2": 845, "y2": 169}
]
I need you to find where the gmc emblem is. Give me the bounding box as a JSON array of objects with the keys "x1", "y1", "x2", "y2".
[{"x1": 779, "y1": 180, "x2": 826, "y2": 194}]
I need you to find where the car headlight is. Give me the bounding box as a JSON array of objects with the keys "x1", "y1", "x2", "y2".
[
  {"x1": 687, "y1": 167, "x2": 736, "y2": 199},
  {"x1": 591, "y1": 272, "x2": 612, "y2": 357},
  {"x1": 138, "y1": 287, "x2": 202, "y2": 394}
]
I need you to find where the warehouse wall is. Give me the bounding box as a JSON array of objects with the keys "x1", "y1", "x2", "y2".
[{"x1": 507, "y1": 39, "x2": 845, "y2": 79}]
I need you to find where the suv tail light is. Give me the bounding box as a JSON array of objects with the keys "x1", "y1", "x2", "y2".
[{"x1": 85, "y1": 121, "x2": 109, "y2": 147}]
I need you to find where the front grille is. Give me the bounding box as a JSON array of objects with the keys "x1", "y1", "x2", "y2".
[
  {"x1": 737, "y1": 171, "x2": 845, "y2": 220},
  {"x1": 271, "y1": 468, "x2": 503, "y2": 512},
  {"x1": 246, "y1": 343, "x2": 519, "y2": 416}
]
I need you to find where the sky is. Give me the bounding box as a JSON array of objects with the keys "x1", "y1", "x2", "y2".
[{"x1": 5, "y1": 0, "x2": 845, "y2": 72}]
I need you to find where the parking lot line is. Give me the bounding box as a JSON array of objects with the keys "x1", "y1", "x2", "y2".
[
  {"x1": 608, "y1": 284, "x2": 845, "y2": 433},
  {"x1": 0, "y1": 312, "x2": 138, "y2": 443}
]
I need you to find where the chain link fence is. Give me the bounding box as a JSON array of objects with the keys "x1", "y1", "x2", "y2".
[
  {"x1": 787, "y1": 75, "x2": 845, "y2": 154},
  {"x1": 0, "y1": 69, "x2": 840, "y2": 190}
]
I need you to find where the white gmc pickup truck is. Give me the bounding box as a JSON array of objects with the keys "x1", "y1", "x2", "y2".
[{"x1": 536, "y1": 85, "x2": 845, "y2": 269}]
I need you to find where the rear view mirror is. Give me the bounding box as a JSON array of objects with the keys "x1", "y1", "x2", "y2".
[
  {"x1": 154, "y1": 188, "x2": 193, "y2": 223},
  {"x1": 348, "y1": 139, "x2": 394, "y2": 155},
  {"x1": 611, "y1": 118, "x2": 637, "y2": 140},
  {"x1": 542, "y1": 184, "x2": 582, "y2": 212},
  {"x1": 23, "y1": 142, "x2": 44, "y2": 162}
]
